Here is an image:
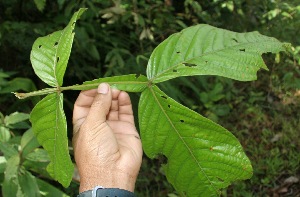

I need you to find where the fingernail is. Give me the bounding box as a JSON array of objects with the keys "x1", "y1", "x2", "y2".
[{"x1": 98, "y1": 83, "x2": 109, "y2": 94}]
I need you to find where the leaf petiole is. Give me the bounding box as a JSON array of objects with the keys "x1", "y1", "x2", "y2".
[
  {"x1": 14, "y1": 79, "x2": 149, "y2": 99},
  {"x1": 13, "y1": 83, "x2": 107, "y2": 99},
  {"x1": 14, "y1": 87, "x2": 59, "y2": 99}
]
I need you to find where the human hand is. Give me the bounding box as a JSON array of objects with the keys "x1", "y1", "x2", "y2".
[{"x1": 72, "y1": 83, "x2": 142, "y2": 193}]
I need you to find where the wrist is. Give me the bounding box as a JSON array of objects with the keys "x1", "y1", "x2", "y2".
[
  {"x1": 78, "y1": 187, "x2": 135, "y2": 197},
  {"x1": 79, "y1": 167, "x2": 137, "y2": 193}
]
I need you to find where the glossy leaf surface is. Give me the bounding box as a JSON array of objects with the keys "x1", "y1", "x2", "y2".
[
  {"x1": 30, "y1": 8, "x2": 87, "y2": 87},
  {"x1": 139, "y1": 85, "x2": 252, "y2": 196},
  {"x1": 30, "y1": 93, "x2": 73, "y2": 187},
  {"x1": 147, "y1": 24, "x2": 287, "y2": 83},
  {"x1": 75, "y1": 74, "x2": 148, "y2": 92}
]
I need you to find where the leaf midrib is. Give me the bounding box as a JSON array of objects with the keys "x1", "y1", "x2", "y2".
[
  {"x1": 52, "y1": 9, "x2": 82, "y2": 88},
  {"x1": 53, "y1": 32, "x2": 64, "y2": 88},
  {"x1": 149, "y1": 85, "x2": 218, "y2": 193},
  {"x1": 150, "y1": 38, "x2": 276, "y2": 82},
  {"x1": 53, "y1": 93, "x2": 59, "y2": 178},
  {"x1": 83, "y1": 81, "x2": 148, "y2": 85}
]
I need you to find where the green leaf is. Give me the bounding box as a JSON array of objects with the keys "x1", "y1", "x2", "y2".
[
  {"x1": 23, "y1": 149, "x2": 50, "y2": 178},
  {"x1": 30, "y1": 8, "x2": 87, "y2": 87},
  {"x1": 0, "y1": 71, "x2": 10, "y2": 78},
  {"x1": 2, "y1": 156, "x2": 40, "y2": 197},
  {"x1": 37, "y1": 178, "x2": 69, "y2": 197},
  {"x1": 0, "y1": 142, "x2": 18, "y2": 159},
  {"x1": 26, "y1": 148, "x2": 50, "y2": 163},
  {"x1": 30, "y1": 93, "x2": 74, "y2": 187},
  {"x1": 147, "y1": 24, "x2": 288, "y2": 83},
  {"x1": 2, "y1": 154, "x2": 20, "y2": 197},
  {"x1": 0, "y1": 126, "x2": 11, "y2": 142},
  {"x1": 0, "y1": 156, "x2": 7, "y2": 173},
  {"x1": 0, "y1": 77, "x2": 37, "y2": 94},
  {"x1": 19, "y1": 170, "x2": 41, "y2": 197},
  {"x1": 74, "y1": 74, "x2": 148, "y2": 92},
  {"x1": 21, "y1": 129, "x2": 40, "y2": 158},
  {"x1": 34, "y1": 0, "x2": 46, "y2": 12},
  {"x1": 4, "y1": 112, "x2": 30, "y2": 126},
  {"x1": 139, "y1": 85, "x2": 252, "y2": 196}
]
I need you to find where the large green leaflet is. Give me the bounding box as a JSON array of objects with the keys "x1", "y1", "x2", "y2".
[
  {"x1": 30, "y1": 93, "x2": 73, "y2": 187},
  {"x1": 30, "y1": 8, "x2": 87, "y2": 87},
  {"x1": 29, "y1": 8, "x2": 87, "y2": 187},
  {"x1": 139, "y1": 85, "x2": 252, "y2": 196},
  {"x1": 147, "y1": 24, "x2": 287, "y2": 83}
]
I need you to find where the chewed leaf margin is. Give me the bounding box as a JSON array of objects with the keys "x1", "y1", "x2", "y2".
[
  {"x1": 139, "y1": 85, "x2": 253, "y2": 196},
  {"x1": 30, "y1": 93, "x2": 74, "y2": 187},
  {"x1": 30, "y1": 8, "x2": 87, "y2": 87},
  {"x1": 147, "y1": 24, "x2": 289, "y2": 83}
]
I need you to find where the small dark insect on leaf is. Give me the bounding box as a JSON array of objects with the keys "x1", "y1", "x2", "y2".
[
  {"x1": 173, "y1": 69, "x2": 178, "y2": 72},
  {"x1": 239, "y1": 49, "x2": 246, "y2": 52},
  {"x1": 180, "y1": 119, "x2": 184, "y2": 123},
  {"x1": 183, "y1": 63, "x2": 197, "y2": 67},
  {"x1": 232, "y1": 38, "x2": 238, "y2": 43}
]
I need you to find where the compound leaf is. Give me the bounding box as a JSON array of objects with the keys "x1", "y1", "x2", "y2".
[
  {"x1": 74, "y1": 74, "x2": 148, "y2": 92},
  {"x1": 139, "y1": 85, "x2": 252, "y2": 196},
  {"x1": 147, "y1": 24, "x2": 288, "y2": 83},
  {"x1": 30, "y1": 93, "x2": 74, "y2": 187},
  {"x1": 30, "y1": 8, "x2": 87, "y2": 87}
]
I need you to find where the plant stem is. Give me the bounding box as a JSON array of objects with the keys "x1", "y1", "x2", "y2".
[
  {"x1": 14, "y1": 88, "x2": 59, "y2": 99},
  {"x1": 14, "y1": 82, "x2": 142, "y2": 99}
]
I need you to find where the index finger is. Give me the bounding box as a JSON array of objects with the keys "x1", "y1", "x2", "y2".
[
  {"x1": 117, "y1": 91, "x2": 135, "y2": 124},
  {"x1": 72, "y1": 88, "x2": 97, "y2": 125}
]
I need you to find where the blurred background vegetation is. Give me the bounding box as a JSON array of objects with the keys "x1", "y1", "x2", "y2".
[{"x1": 0, "y1": 0, "x2": 299, "y2": 196}]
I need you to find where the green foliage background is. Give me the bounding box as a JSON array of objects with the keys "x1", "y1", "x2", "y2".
[{"x1": 0, "y1": 0, "x2": 299, "y2": 196}]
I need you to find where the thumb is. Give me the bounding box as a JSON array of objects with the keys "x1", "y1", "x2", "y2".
[{"x1": 86, "y1": 83, "x2": 112, "y2": 124}]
